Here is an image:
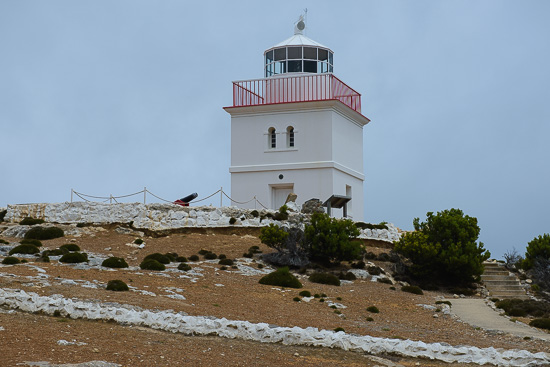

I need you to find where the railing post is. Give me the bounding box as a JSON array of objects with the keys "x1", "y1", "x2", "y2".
[
  {"x1": 144, "y1": 187, "x2": 146, "y2": 204},
  {"x1": 220, "y1": 187, "x2": 223, "y2": 207},
  {"x1": 71, "y1": 188, "x2": 73, "y2": 203}
]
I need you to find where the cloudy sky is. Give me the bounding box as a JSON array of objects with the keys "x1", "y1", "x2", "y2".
[{"x1": 1, "y1": 1, "x2": 548, "y2": 258}]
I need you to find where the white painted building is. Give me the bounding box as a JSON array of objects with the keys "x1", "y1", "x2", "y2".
[{"x1": 224, "y1": 17, "x2": 370, "y2": 221}]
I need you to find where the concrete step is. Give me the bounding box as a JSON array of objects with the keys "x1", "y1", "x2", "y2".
[
  {"x1": 486, "y1": 285, "x2": 524, "y2": 291},
  {"x1": 481, "y1": 275, "x2": 518, "y2": 281},
  {"x1": 482, "y1": 269, "x2": 510, "y2": 275},
  {"x1": 483, "y1": 280, "x2": 522, "y2": 286}
]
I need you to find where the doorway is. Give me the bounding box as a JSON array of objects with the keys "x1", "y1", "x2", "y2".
[{"x1": 271, "y1": 185, "x2": 293, "y2": 210}]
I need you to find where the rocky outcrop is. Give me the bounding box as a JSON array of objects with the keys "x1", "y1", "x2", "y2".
[{"x1": 3, "y1": 202, "x2": 401, "y2": 243}]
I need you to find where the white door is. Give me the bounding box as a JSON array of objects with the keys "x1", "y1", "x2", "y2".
[{"x1": 272, "y1": 186, "x2": 293, "y2": 210}]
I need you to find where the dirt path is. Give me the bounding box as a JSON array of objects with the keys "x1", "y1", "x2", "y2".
[{"x1": 447, "y1": 299, "x2": 550, "y2": 341}]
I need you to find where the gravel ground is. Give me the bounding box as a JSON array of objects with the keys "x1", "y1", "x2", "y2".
[{"x1": 0, "y1": 225, "x2": 548, "y2": 366}]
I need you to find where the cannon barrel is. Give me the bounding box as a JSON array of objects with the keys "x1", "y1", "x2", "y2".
[{"x1": 180, "y1": 193, "x2": 198, "y2": 203}]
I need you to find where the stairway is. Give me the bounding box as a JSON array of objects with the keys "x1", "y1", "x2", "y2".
[{"x1": 481, "y1": 262, "x2": 529, "y2": 300}]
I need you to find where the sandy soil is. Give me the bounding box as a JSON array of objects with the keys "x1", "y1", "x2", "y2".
[{"x1": 0, "y1": 225, "x2": 548, "y2": 366}]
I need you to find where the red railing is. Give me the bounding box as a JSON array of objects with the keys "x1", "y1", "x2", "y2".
[{"x1": 232, "y1": 74, "x2": 362, "y2": 114}]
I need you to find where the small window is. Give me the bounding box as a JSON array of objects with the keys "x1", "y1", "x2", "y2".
[
  {"x1": 288, "y1": 60, "x2": 301, "y2": 73},
  {"x1": 287, "y1": 47, "x2": 302, "y2": 59},
  {"x1": 274, "y1": 61, "x2": 286, "y2": 74},
  {"x1": 265, "y1": 50, "x2": 274, "y2": 64},
  {"x1": 274, "y1": 48, "x2": 286, "y2": 61},
  {"x1": 304, "y1": 47, "x2": 317, "y2": 60},
  {"x1": 287, "y1": 126, "x2": 295, "y2": 147},
  {"x1": 304, "y1": 60, "x2": 317, "y2": 73},
  {"x1": 268, "y1": 127, "x2": 276, "y2": 149},
  {"x1": 318, "y1": 48, "x2": 328, "y2": 61}
]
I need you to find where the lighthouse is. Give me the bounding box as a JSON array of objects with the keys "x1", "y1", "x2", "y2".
[{"x1": 224, "y1": 16, "x2": 370, "y2": 221}]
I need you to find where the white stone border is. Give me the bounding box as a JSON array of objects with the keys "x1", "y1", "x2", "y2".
[{"x1": 0, "y1": 289, "x2": 548, "y2": 366}]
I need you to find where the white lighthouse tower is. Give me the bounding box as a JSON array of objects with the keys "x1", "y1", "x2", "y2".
[{"x1": 224, "y1": 16, "x2": 370, "y2": 221}]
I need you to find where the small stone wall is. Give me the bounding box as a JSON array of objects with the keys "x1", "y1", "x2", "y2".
[{"x1": 3, "y1": 202, "x2": 401, "y2": 243}]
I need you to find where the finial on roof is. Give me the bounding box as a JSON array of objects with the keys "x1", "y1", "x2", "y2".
[{"x1": 294, "y1": 14, "x2": 306, "y2": 35}]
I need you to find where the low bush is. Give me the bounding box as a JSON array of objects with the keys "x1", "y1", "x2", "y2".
[
  {"x1": 257, "y1": 263, "x2": 264, "y2": 269},
  {"x1": 60, "y1": 244, "x2": 80, "y2": 252},
  {"x1": 24, "y1": 226, "x2": 64, "y2": 240},
  {"x1": 19, "y1": 217, "x2": 45, "y2": 225},
  {"x1": 101, "y1": 257, "x2": 129, "y2": 269},
  {"x1": 59, "y1": 252, "x2": 88, "y2": 263},
  {"x1": 250, "y1": 210, "x2": 259, "y2": 218},
  {"x1": 143, "y1": 253, "x2": 171, "y2": 264},
  {"x1": 259, "y1": 267, "x2": 302, "y2": 289},
  {"x1": 189, "y1": 255, "x2": 199, "y2": 261},
  {"x1": 377, "y1": 253, "x2": 391, "y2": 262},
  {"x1": 20, "y1": 239, "x2": 42, "y2": 247},
  {"x1": 134, "y1": 238, "x2": 144, "y2": 245},
  {"x1": 106, "y1": 280, "x2": 129, "y2": 292},
  {"x1": 351, "y1": 261, "x2": 365, "y2": 269},
  {"x1": 204, "y1": 252, "x2": 218, "y2": 260},
  {"x1": 366, "y1": 306, "x2": 380, "y2": 313},
  {"x1": 218, "y1": 254, "x2": 227, "y2": 260},
  {"x1": 164, "y1": 252, "x2": 178, "y2": 262},
  {"x1": 495, "y1": 299, "x2": 550, "y2": 318},
  {"x1": 366, "y1": 317, "x2": 374, "y2": 322},
  {"x1": 243, "y1": 252, "x2": 253, "y2": 258},
  {"x1": 39, "y1": 254, "x2": 50, "y2": 263},
  {"x1": 401, "y1": 285, "x2": 424, "y2": 295},
  {"x1": 2, "y1": 256, "x2": 20, "y2": 265},
  {"x1": 309, "y1": 272, "x2": 341, "y2": 286},
  {"x1": 249, "y1": 245, "x2": 262, "y2": 254},
  {"x1": 9, "y1": 244, "x2": 40, "y2": 255},
  {"x1": 449, "y1": 287, "x2": 475, "y2": 296},
  {"x1": 229, "y1": 217, "x2": 237, "y2": 225},
  {"x1": 377, "y1": 277, "x2": 393, "y2": 285},
  {"x1": 435, "y1": 300, "x2": 452, "y2": 306},
  {"x1": 198, "y1": 249, "x2": 210, "y2": 255},
  {"x1": 273, "y1": 205, "x2": 289, "y2": 221},
  {"x1": 339, "y1": 271, "x2": 356, "y2": 281},
  {"x1": 178, "y1": 263, "x2": 192, "y2": 271},
  {"x1": 42, "y1": 248, "x2": 68, "y2": 257},
  {"x1": 529, "y1": 318, "x2": 550, "y2": 330},
  {"x1": 140, "y1": 259, "x2": 166, "y2": 271},
  {"x1": 219, "y1": 258, "x2": 234, "y2": 266},
  {"x1": 299, "y1": 290, "x2": 311, "y2": 297},
  {"x1": 176, "y1": 256, "x2": 188, "y2": 262},
  {"x1": 0, "y1": 239, "x2": 9, "y2": 244},
  {"x1": 293, "y1": 297, "x2": 300, "y2": 302},
  {"x1": 334, "y1": 327, "x2": 345, "y2": 333},
  {"x1": 365, "y1": 252, "x2": 377, "y2": 260},
  {"x1": 0, "y1": 209, "x2": 6, "y2": 222},
  {"x1": 367, "y1": 266, "x2": 382, "y2": 276},
  {"x1": 355, "y1": 222, "x2": 388, "y2": 230}
]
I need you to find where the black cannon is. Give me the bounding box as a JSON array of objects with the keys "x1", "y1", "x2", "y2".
[{"x1": 173, "y1": 193, "x2": 198, "y2": 206}]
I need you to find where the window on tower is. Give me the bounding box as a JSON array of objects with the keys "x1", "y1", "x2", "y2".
[
  {"x1": 268, "y1": 127, "x2": 276, "y2": 149},
  {"x1": 287, "y1": 126, "x2": 295, "y2": 147}
]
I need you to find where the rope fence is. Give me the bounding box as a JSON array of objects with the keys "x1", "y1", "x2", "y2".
[{"x1": 70, "y1": 187, "x2": 269, "y2": 209}]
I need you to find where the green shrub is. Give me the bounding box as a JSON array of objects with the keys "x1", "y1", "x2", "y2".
[
  {"x1": 189, "y1": 255, "x2": 199, "y2": 261},
  {"x1": 377, "y1": 253, "x2": 391, "y2": 262},
  {"x1": 218, "y1": 254, "x2": 227, "y2": 259},
  {"x1": 401, "y1": 285, "x2": 424, "y2": 295},
  {"x1": 351, "y1": 261, "x2": 365, "y2": 269},
  {"x1": 394, "y1": 209, "x2": 490, "y2": 285},
  {"x1": 134, "y1": 238, "x2": 144, "y2": 245},
  {"x1": 60, "y1": 244, "x2": 80, "y2": 252},
  {"x1": 367, "y1": 266, "x2": 382, "y2": 276},
  {"x1": 59, "y1": 252, "x2": 88, "y2": 263},
  {"x1": 219, "y1": 258, "x2": 234, "y2": 266},
  {"x1": 309, "y1": 272, "x2": 341, "y2": 286},
  {"x1": 389, "y1": 286, "x2": 396, "y2": 290},
  {"x1": 449, "y1": 287, "x2": 475, "y2": 296},
  {"x1": 273, "y1": 205, "x2": 289, "y2": 221},
  {"x1": 220, "y1": 266, "x2": 228, "y2": 270},
  {"x1": 42, "y1": 248, "x2": 68, "y2": 257},
  {"x1": 0, "y1": 209, "x2": 6, "y2": 222},
  {"x1": 2, "y1": 256, "x2": 20, "y2": 265},
  {"x1": 176, "y1": 256, "x2": 188, "y2": 262},
  {"x1": 251, "y1": 210, "x2": 259, "y2": 218},
  {"x1": 303, "y1": 213, "x2": 361, "y2": 264},
  {"x1": 259, "y1": 267, "x2": 302, "y2": 288},
  {"x1": 9, "y1": 244, "x2": 40, "y2": 255},
  {"x1": 229, "y1": 217, "x2": 237, "y2": 225},
  {"x1": 355, "y1": 222, "x2": 388, "y2": 230},
  {"x1": 20, "y1": 239, "x2": 42, "y2": 247},
  {"x1": 143, "y1": 253, "x2": 170, "y2": 264},
  {"x1": 39, "y1": 254, "x2": 50, "y2": 263},
  {"x1": 366, "y1": 317, "x2": 374, "y2": 322},
  {"x1": 165, "y1": 252, "x2": 178, "y2": 262},
  {"x1": 435, "y1": 300, "x2": 452, "y2": 306},
  {"x1": 0, "y1": 239, "x2": 9, "y2": 244},
  {"x1": 299, "y1": 290, "x2": 311, "y2": 297},
  {"x1": 377, "y1": 277, "x2": 393, "y2": 285},
  {"x1": 243, "y1": 252, "x2": 253, "y2": 258},
  {"x1": 198, "y1": 249, "x2": 210, "y2": 255},
  {"x1": 259, "y1": 224, "x2": 289, "y2": 252},
  {"x1": 293, "y1": 297, "x2": 301, "y2": 302},
  {"x1": 19, "y1": 217, "x2": 45, "y2": 225},
  {"x1": 101, "y1": 257, "x2": 129, "y2": 268},
  {"x1": 334, "y1": 327, "x2": 345, "y2": 333},
  {"x1": 529, "y1": 318, "x2": 550, "y2": 330},
  {"x1": 523, "y1": 234, "x2": 550, "y2": 270},
  {"x1": 76, "y1": 223, "x2": 86, "y2": 228},
  {"x1": 178, "y1": 263, "x2": 192, "y2": 271},
  {"x1": 257, "y1": 263, "x2": 264, "y2": 269},
  {"x1": 24, "y1": 226, "x2": 64, "y2": 240},
  {"x1": 204, "y1": 252, "x2": 218, "y2": 260},
  {"x1": 106, "y1": 280, "x2": 129, "y2": 291},
  {"x1": 495, "y1": 299, "x2": 550, "y2": 318},
  {"x1": 366, "y1": 306, "x2": 380, "y2": 313},
  {"x1": 249, "y1": 245, "x2": 262, "y2": 254},
  {"x1": 140, "y1": 259, "x2": 165, "y2": 271},
  {"x1": 365, "y1": 252, "x2": 377, "y2": 260},
  {"x1": 339, "y1": 271, "x2": 356, "y2": 281}
]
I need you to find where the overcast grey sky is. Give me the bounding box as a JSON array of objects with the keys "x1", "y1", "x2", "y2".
[{"x1": 1, "y1": 1, "x2": 549, "y2": 258}]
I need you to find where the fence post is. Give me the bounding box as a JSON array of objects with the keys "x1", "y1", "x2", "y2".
[
  {"x1": 71, "y1": 189, "x2": 73, "y2": 203},
  {"x1": 144, "y1": 187, "x2": 146, "y2": 204},
  {"x1": 110, "y1": 194, "x2": 113, "y2": 204},
  {"x1": 220, "y1": 187, "x2": 223, "y2": 207}
]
